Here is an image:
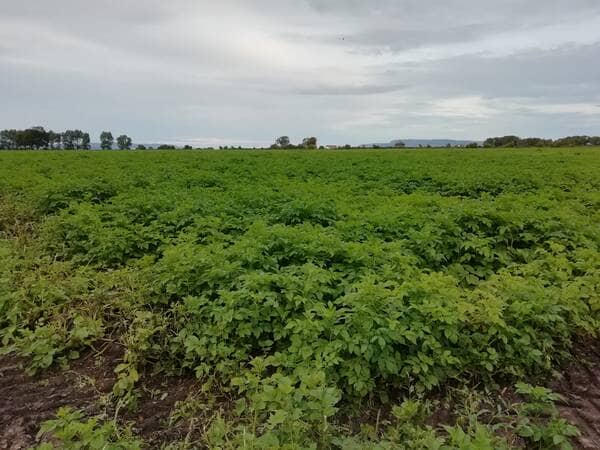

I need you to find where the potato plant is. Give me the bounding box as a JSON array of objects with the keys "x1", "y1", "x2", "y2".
[{"x1": 1, "y1": 148, "x2": 598, "y2": 447}]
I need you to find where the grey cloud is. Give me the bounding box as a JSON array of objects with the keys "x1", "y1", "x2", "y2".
[
  {"x1": 294, "y1": 84, "x2": 407, "y2": 96},
  {"x1": 399, "y1": 43, "x2": 600, "y2": 101},
  {"x1": 1, "y1": 0, "x2": 599, "y2": 145}
]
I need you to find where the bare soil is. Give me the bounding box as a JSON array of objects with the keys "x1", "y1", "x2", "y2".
[
  {"x1": 0, "y1": 342, "x2": 198, "y2": 449},
  {"x1": 550, "y1": 337, "x2": 600, "y2": 450}
]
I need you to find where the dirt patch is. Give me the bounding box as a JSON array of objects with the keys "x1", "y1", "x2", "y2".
[
  {"x1": 0, "y1": 342, "x2": 201, "y2": 449},
  {"x1": 0, "y1": 350, "x2": 113, "y2": 450},
  {"x1": 121, "y1": 374, "x2": 201, "y2": 445},
  {"x1": 551, "y1": 337, "x2": 600, "y2": 450}
]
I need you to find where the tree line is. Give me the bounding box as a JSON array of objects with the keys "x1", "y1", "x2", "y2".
[
  {"x1": 482, "y1": 135, "x2": 600, "y2": 148},
  {"x1": 271, "y1": 136, "x2": 318, "y2": 149},
  {"x1": 0, "y1": 127, "x2": 91, "y2": 150},
  {"x1": 3, "y1": 128, "x2": 600, "y2": 151},
  {"x1": 0, "y1": 127, "x2": 134, "y2": 150}
]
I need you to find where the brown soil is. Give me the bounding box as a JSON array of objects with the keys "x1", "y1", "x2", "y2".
[
  {"x1": 0, "y1": 347, "x2": 115, "y2": 450},
  {"x1": 550, "y1": 337, "x2": 600, "y2": 450},
  {"x1": 0, "y1": 342, "x2": 199, "y2": 450}
]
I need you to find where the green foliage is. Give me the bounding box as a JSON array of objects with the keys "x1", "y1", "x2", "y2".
[
  {"x1": 0, "y1": 148, "x2": 598, "y2": 448},
  {"x1": 514, "y1": 383, "x2": 580, "y2": 450},
  {"x1": 9, "y1": 317, "x2": 103, "y2": 375},
  {"x1": 112, "y1": 311, "x2": 169, "y2": 404},
  {"x1": 0, "y1": 241, "x2": 146, "y2": 374},
  {"x1": 35, "y1": 407, "x2": 143, "y2": 450}
]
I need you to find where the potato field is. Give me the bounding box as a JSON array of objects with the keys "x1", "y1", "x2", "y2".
[{"x1": 1, "y1": 148, "x2": 599, "y2": 449}]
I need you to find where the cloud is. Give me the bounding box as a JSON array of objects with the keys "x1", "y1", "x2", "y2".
[
  {"x1": 0, "y1": 0, "x2": 599, "y2": 145},
  {"x1": 294, "y1": 83, "x2": 407, "y2": 96}
]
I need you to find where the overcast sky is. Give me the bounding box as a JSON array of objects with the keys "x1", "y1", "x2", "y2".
[{"x1": 1, "y1": 1, "x2": 600, "y2": 146}]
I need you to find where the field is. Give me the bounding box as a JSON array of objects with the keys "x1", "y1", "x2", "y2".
[{"x1": 1, "y1": 148, "x2": 599, "y2": 449}]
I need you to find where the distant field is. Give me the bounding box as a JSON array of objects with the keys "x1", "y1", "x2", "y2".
[{"x1": 1, "y1": 148, "x2": 599, "y2": 448}]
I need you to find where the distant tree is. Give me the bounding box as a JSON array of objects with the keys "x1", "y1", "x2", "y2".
[
  {"x1": 157, "y1": 144, "x2": 176, "y2": 150},
  {"x1": 13, "y1": 131, "x2": 25, "y2": 149},
  {"x1": 61, "y1": 130, "x2": 75, "y2": 149},
  {"x1": 0, "y1": 129, "x2": 18, "y2": 149},
  {"x1": 136, "y1": 144, "x2": 147, "y2": 150},
  {"x1": 518, "y1": 137, "x2": 551, "y2": 147},
  {"x1": 81, "y1": 132, "x2": 91, "y2": 150},
  {"x1": 394, "y1": 141, "x2": 406, "y2": 148},
  {"x1": 183, "y1": 145, "x2": 193, "y2": 150},
  {"x1": 484, "y1": 136, "x2": 520, "y2": 147},
  {"x1": 62, "y1": 130, "x2": 86, "y2": 149},
  {"x1": 47, "y1": 130, "x2": 61, "y2": 149},
  {"x1": 75, "y1": 130, "x2": 84, "y2": 149},
  {"x1": 554, "y1": 136, "x2": 593, "y2": 147},
  {"x1": 275, "y1": 136, "x2": 290, "y2": 147},
  {"x1": 465, "y1": 142, "x2": 479, "y2": 148},
  {"x1": 0, "y1": 131, "x2": 8, "y2": 149},
  {"x1": 100, "y1": 131, "x2": 114, "y2": 150},
  {"x1": 15, "y1": 127, "x2": 48, "y2": 149},
  {"x1": 302, "y1": 137, "x2": 317, "y2": 148},
  {"x1": 116, "y1": 135, "x2": 132, "y2": 150}
]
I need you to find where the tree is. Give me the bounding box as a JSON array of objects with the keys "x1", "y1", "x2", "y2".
[
  {"x1": 0, "y1": 129, "x2": 18, "y2": 149},
  {"x1": 483, "y1": 136, "x2": 520, "y2": 147},
  {"x1": 136, "y1": 144, "x2": 147, "y2": 150},
  {"x1": 62, "y1": 130, "x2": 86, "y2": 149},
  {"x1": 16, "y1": 127, "x2": 49, "y2": 149},
  {"x1": 275, "y1": 136, "x2": 290, "y2": 147},
  {"x1": 32, "y1": 127, "x2": 48, "y2": 148},
  {"x1": 47, "y1": 131, "x2": 61, "y2": 149},
  {"x1": 81, "y1": 133, "x2": 91, "y2": 150},
  {"x1": 302, "y1": 137, "x2": 317, "y2": 148},
  {"x1": 116, "y1": 135, "x2": 132, "y2": 150},
  {"x1": 61, "y1": 130, "x2": 75, "y2": 149},
  {"x1": 554, "y1": 136, "x2": 592, "y2": 147},
  {"x1": 100, "y1": 131, "x2": 114, "y2": 150},
  {"x1": 394, "y1": 141, "x2": 406, "y2": 148}
]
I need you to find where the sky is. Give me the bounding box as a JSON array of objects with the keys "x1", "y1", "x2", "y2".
[{"x1": 1, "y1": 0, "x2": 600, "y2": 147}]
